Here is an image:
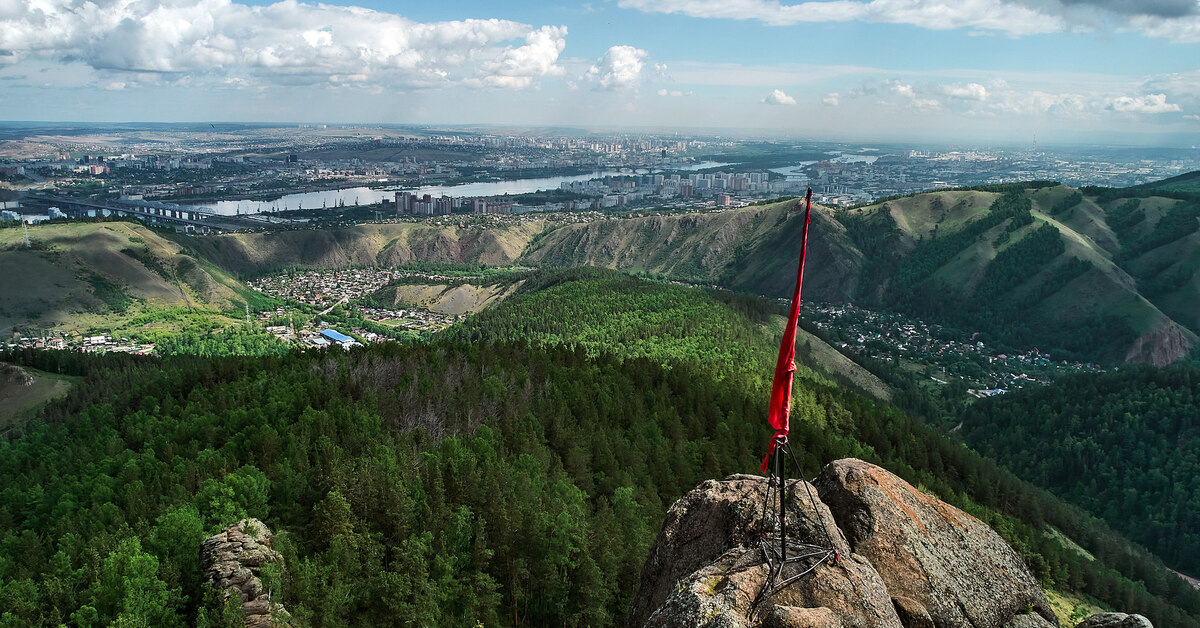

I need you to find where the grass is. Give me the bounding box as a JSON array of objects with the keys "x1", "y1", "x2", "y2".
[
  {"x1": 1045, "y1": 526, "x2": 1096, "y2": 562},
  {"x1": 1045, "y1": 588, "x2": 1107, "y2": 626},
  {"x1": 870, "y1": 190, "x2": 996, "y2": 240},
  {"x1": 0, "y1": 221, "x2": 258, "y2": 337}
]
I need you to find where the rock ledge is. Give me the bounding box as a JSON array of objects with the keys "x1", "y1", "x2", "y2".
[
  {"x1": 627, "y1": 458, "x2": 1057, "y2": 628},
  {"x1": 201, "y1": 518, "x2": 291, "y2": 628}
]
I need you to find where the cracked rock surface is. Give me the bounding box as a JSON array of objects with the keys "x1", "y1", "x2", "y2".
[
  {"x1": 627, "y1": 459, "x2": 1058, "y2": 628},
  {"x1": 201, "y1": 518, "x2": 291, "y2": 628}
]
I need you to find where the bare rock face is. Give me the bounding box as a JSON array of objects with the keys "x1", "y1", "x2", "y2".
[
  {"x1": 628, "y1": 459, "x2": 1058, "y2": 628},
  {"x1": 814, "y1": 458, "x2": 1056, "y2": 628},
  {"x1": 201, "y1": 518, "x2": 290, "y2": 628},
  {"x1": 1076, "y1": 613, "x2": 1154, "y2": 628}
]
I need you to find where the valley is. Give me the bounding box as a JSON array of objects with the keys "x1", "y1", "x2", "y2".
[{"x1": 3, "y1": 176, "x2": 1200, "y2": 627}]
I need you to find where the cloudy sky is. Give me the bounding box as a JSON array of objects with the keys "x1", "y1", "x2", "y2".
[{"x1": 1, "y1": 0, "x2": 1198, "y2": 143}]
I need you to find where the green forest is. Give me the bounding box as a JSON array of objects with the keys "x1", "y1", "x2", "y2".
[
  {"x1": 3, "y1": 270, "x2": 1200, "y2": 626},
  {"x1": 961, "y1": 364, "x2": 1200, "y2": 574}
]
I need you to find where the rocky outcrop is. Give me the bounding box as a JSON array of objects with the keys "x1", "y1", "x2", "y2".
[
  {"x1": 201, "y1": 518, "x2": 290, "y2": 628},
  {"x1": 1076, "y1": 614, "x2": 1153, "y2": 628},
  {"x1": 1123, "y1": 321, "x2": 1196, "y2": 367},
  {"x1": 628, "y1": 459, "x2": 1058, "y2": 628},
  {"x1": 814, "y1": 458, "x2": 1054, "y2": 628},
  {"x1": 0, "y1": 364, "x2": 34, "y2": 387}
]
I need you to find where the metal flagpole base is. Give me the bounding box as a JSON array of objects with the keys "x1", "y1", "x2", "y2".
[{"x1": 751, "y1": 437, "x2": 840, "y2": 620}]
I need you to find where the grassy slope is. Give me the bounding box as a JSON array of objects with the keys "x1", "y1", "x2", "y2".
[
  {"x1": 176, "y1": 220, "x2": 546, "y2": 278},
  {"x1": 373, "y1": 281, "x2": 524, "y2": 316},
  {"x1": 520, "y1": 199, "x2": 865, "y2": 303},
  {"x1": 0, "y1": 221, "x2": 257, "y2": 336}
]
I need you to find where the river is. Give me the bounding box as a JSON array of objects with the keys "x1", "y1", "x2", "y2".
[
  {"x1": 770, "y1": 153, "x2": 881, "y2": 180},
  {"x1": 195, "y1": 161, "x2": 734, "y2": 215}
]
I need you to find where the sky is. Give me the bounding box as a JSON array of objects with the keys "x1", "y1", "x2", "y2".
[{"x1": 1, "y1": 0, "x2": 1198, "y2": 144}]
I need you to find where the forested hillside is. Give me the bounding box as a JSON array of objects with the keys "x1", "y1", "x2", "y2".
[
  {"x1": 838, "y1": 184, "x2": 1198, "y2": 364},
  {"x1": 961, "y1": 364, "x2": 1200, "y2": 575},
  {"x1": 522, "y1": 185, "x2": 1200, "y2": 365},
  {"x1": 4, "y1": 273, "x2": 1200, "y2": 625}
]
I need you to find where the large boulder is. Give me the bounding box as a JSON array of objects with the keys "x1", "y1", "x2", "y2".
[
  {"x1": 201, "y1": 518, "x2": 291, "y2": 628},
  {"x1": 628, "y1": 459, "x2": 1059, "y2": 628},
  {"x1": 815, "y1": 459, "x2": 1056, "y2": 628},
  {"x1": 627, "y1": 474, "x2": 898, "y2": 628},
  {"x1": 1076, "y1": 614, "x2": 1153, "y2": 628}
]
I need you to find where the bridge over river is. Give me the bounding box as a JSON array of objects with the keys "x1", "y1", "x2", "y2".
[{"x1": 25, "y1": 195, "x2": 295, "y2": 232}]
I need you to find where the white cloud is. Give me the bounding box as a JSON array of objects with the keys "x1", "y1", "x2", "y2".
[
  {"x1": 1184, "y1": 114, "x2": 1200, "y2": 120},
  {"x1": 823, "y1": 92, "x2": 840, "y2": 106},
  {"x1": 943, "y1": 82, "x2": 988, "y2": 101},
  {"x1": 585, "y1": 45, "x2": 648, "y2": 90},
  {"x1": 478, "y1": 25, "x2": 567, "y2": 88},
  {"x1": 888, "y1": 80, "x2": 942, "y2": 110},
  {"x1": 618, "y1": 0, "x2": 1200, "y2": 40},
  {"x1": 1127, "y1": 14, "x2": 1200, "y2": 43},
  {"x1": 618, "y1": 0, "x2": 1062, "y2": 36},
  {"x1": 103, "y1": 81, "x2": 126, "y2": 91},
  {"x1": 763, "y1": 88, "x2": 796, "y2": 105},
  {"x1": 0, "y1": 0, "x2": 568, "y2": 89},
  {"x1": 657, "y1": 88, "x2": 692, "y2": 96},
  {"x1": 1108, "y1": 93, "x2": 1182, "y2": 113}
]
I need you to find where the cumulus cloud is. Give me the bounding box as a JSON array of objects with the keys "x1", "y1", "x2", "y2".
[
  {"x1": 943, "y1": 82, "x2": 988, "y2": 101},
  {"x1": 1108, "y1": 93, "x2": 1182, "y2": 113},
  {"x1": 618, "y1": 0, "x2": 1200, "y2": 39},
  {"x1": 0, "y1": 0, "x2": 568, "y2": 89},
  {"x1": 1128, "y1": 14, "x2": 1200, "y2": 42},
  {"x1": 823, "y1": 92, "x2": 840, "y2": 106},
  {"x1": 585, "y1": 45, "x2": 648, "y2": 90},
  {"x1": 1055, "y1": 0, "x2": 1197, "y2": 18},
  {"x1": 1184, "y1": 114, "x2": 1200, "y2": 120},
  {"x1": 888, "y1": 80, "x2": 941, "y2": 110},
  {"x1": 762, "y1": 88, "x2": 796, "y2": 105},
  {"x1": 657, "y1": 88, "x2": 692, "y2": 96},
  {"x1": 618, "y1": 0, "x2": 1061, "y2": 35}
]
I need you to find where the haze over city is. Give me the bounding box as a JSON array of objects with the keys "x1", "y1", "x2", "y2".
[{"x1": 2, "y1": 0, "x2": 1199, "y2": 144}]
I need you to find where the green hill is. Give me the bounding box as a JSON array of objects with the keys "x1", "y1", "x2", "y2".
[
  {"x1": 519, "y1": 199, "x2": 864, "y2": 303},
  {"x1": 838, "y1": 184, "x2": 1198, "y2": 364},
  {"x1": 176, "y1": 220, "x2": 544, "y2": 278},
  {"x1": 0, "y1": 221, "x2": 263, "y2": 338},
  {"x1": 1134, "y1": 169, "x2": 1200, "y2": 194},
  {"x1": 442, "y1": 267, "x2": 892, "y2": 401}
]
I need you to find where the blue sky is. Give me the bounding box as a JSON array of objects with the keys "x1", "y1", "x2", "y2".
[{"x1": 1, "y1": 0, "x2": 1198, "y2": 144}]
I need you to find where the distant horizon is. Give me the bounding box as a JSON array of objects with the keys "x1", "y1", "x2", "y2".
[{"x1": 2, "y1": 120, "x2": 1199, "y2": 151}]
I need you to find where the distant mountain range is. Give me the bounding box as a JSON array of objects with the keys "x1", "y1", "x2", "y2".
[
  {"x1": 6, "y1": 174, "x2": 1198, "y2": 364},
  {"x1": 522, "y1": 180, "x2": 1200, "y2": 365}
]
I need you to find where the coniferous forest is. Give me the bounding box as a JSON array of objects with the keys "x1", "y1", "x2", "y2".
[
  {"x1": 962, "y1": 365, "x2": 1200, "y2": 575},
  {"x1": 2, "y1": 270, "x2": 1200, "y2": 626}
]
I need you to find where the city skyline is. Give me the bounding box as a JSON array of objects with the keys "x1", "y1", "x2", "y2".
[{"x1": 1, "y1": 0, "x2": 1198, "y2": 145}]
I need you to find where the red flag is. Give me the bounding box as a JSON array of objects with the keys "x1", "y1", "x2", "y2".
[{"x1": 761, "y1": 189, "x2": 813, "y2": 473}]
